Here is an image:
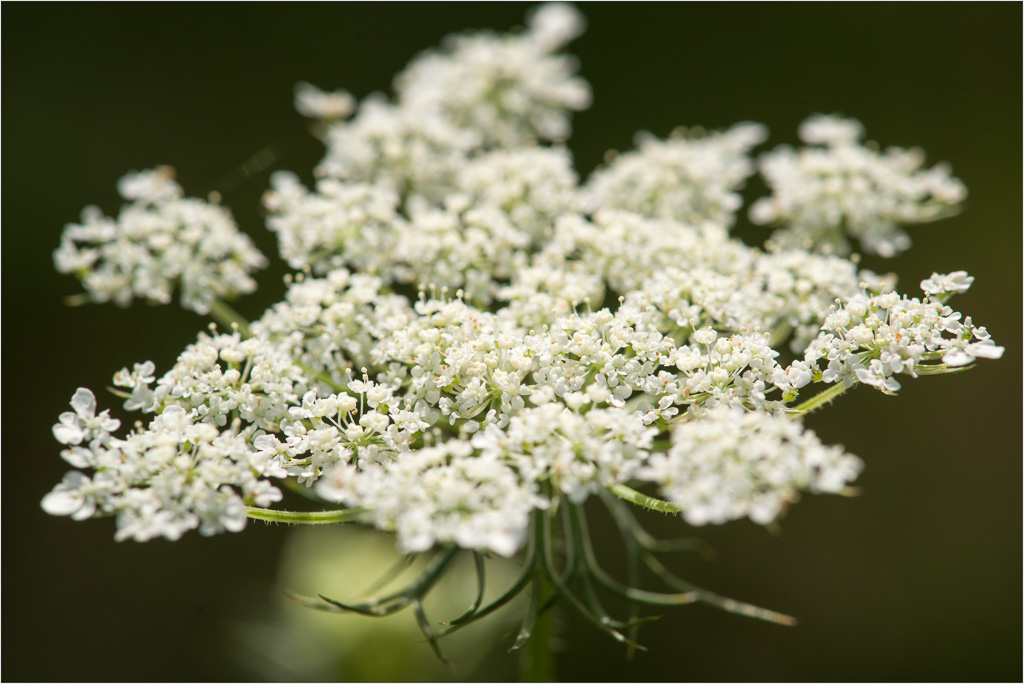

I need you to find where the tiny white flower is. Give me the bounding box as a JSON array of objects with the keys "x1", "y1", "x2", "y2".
[
  {"x1": 854, "y1": 359, "x2": 901, "y2": 394},
  {"x1": 692, "y1": 327, "x2": 718, "y2": 346},
  {"x1": 920, "y1": 271, "x2": 974, "y2": 300}
]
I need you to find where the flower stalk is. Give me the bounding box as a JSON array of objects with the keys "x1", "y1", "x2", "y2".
[{"x1": 244, "y1": 506, "x2": 365, "y2": 525}]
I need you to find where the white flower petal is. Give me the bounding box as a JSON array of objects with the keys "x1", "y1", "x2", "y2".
[
  {"x1": 41, "y1": 489, "x2": 83, "y2": 517},
  {"x1": 70, "y1": 388, "x2": 97, "y2": 419},
  {"x1": 53, "y1": 421, "x2": 85, "y2": 446}
]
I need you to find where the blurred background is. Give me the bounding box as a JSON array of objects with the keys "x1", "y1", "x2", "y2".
[{"x1": 3, "y1": 3, "x2": 1020, "y2": 681}]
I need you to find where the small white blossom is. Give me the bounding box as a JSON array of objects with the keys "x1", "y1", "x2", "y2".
[
  {"x1": 920, "y1": 270, "x2": 974, "y2": 302},
  {"x1": 52, "y1": 387, "x2": 120, "y2": 448},
  {"x1": 317, "y1": 95, "x2": 481, "y2": 202},
  {"x1": 116, "y1": 166, "x2": 181, "y2": 203},
  {"x1": 525, "y1": 2, "x2": 586, "y2": 51},
  {"x1": 42, "y1": 471, "x2": 104, "y2": 521},
  {"x1": 797, "y1": 114, "x2": 865, "y2": 146}
]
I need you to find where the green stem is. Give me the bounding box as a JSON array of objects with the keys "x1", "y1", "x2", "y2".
[
  {"x1": 641, "y1": 553, "x2": 796, "y2": 626},
  {"x1": 788, "y1": 381, "x2": 849, "y2": 416},
  {"x1": 245, "y1": 506, "x2": 366, "y2": 524},
  {"x1": 537, "y1": 504, "x2": 641, "y2": 651},
  {"x1": 209, "y1": 298, "x2": 252, "y2": 338},
  {"x1": 521, "y1": 574, "x2": 556, "y2": 682},
  {"x1": 521, "y1": 510, "x2": 557, "y2": 682},
  {"x1": 914, "y1": 363, "x2": 973, "y2": 376},
  {"x1": 608, "y1": 484, "x2": 681, "y2": 514},
  {"x1": 602, "y1": 494, "x2": 640, "y2": 657}
]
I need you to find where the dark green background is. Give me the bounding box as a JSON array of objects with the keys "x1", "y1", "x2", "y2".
[{"x1": 3, "y1": 3, "x2": 1020, "y2": 681}]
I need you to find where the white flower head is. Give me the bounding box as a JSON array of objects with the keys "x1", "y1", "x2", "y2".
[
  {"x1": 800, "y1": 286, "x2": 1002, "y2": 393},
  {"x1": 116, "y1": 166, "x2": 181, "y2": 203},
  {"x1": 320, "y1": 442, "x2": 543, "y2": 557},
  {"x1": 582, "y1": 122, "x2": 767, "y2": 227},
  {"x1": 44, "y1": 391, "x2": 283, "y2": 543}
]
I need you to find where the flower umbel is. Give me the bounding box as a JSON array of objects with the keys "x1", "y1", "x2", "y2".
[{"x1": 44, "y1": 3, "x2": 1004, "y2": 667}]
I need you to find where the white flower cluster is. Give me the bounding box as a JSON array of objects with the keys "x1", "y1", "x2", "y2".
[
  {"x1": 54, "y1": 167, "x2": 268, "y2": 314},
  {"x1": 318, "y1": 441, "x2": 541, "y2": 557},
  {"x1": 251, "y1": 269, "x2": 414, "y2": 386},
  {"x1": 263, "y1": 172, "x2": 402, "y2": 275},
  {"x1": 474, "y1": 404, "x2": 658, "y2": 503},
  {"x1": 256, "y1": 380, "x2": 433, "y2": 483},
  {"x1": 640, "y1": 406, "x2": 863, "y2": 526},
  {"x1": 581, "y1": 123, "x2": 767, "y2": 226},
  {"x1": 624, "y1": 248, "x2": 884, "y2": 354},
  {"x1": 750, "y1": 114, "x2": 968, "y2": 257},
  {"x1": 394, "y1": 2, "x2": 590, "y2": 147},
  {"x1": 46, "y1": 6, "x2": 1003, "y2": 558},
  {"x1": 265, "y1": 132, "x2": 578, "y2": 305},
  {"x1": 43, "y1": 389, "x2": 281, "y2": 542},
  {"x1": 313, "y1": 3, "x2": 588, "y2": 203},
  {"x1": 797, "y1": 277, "x2": 1004, "y2": 394},
  {"x1": 145, "y1": 331, "x2": 309, "y2": 430}
]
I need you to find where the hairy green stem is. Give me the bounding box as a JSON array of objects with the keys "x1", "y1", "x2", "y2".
[
  {"x1": 608, "y1": 484, "x2": 681, "y2": 514},
  {"x1": 788, "y1": 382, "x2": 850, "y2": 416},
  {"x1": 245, "y1": 506, "x2": 366, "y2": 525}
]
